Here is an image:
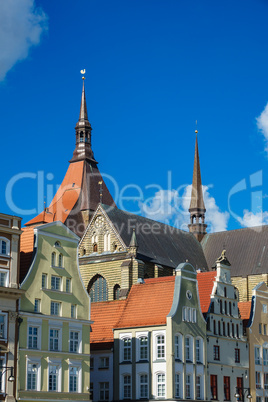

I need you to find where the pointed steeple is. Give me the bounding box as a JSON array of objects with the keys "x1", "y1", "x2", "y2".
[
  {"x1": 188, "y1": 131, "x2": 207, "y2": 242},
  {"x1": 129, "y1": 229, "x2": 138, "y2": 256},
  {"x1": 69, "y1": 78, "x2": 97, "y2": 163}
]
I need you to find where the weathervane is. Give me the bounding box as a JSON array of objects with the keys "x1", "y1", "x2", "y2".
[{"x1": 80, "y1": 69, "x2": 86, "y2": 80}]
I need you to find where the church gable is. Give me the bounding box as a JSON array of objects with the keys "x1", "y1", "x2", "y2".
[{"x1": 79, "y1": 205, "x2": 126, "y2": 256}]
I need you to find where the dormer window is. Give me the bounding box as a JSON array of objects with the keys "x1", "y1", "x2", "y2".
[{"x1": 54, "y1": 241, "x2": 61, "y2": 247}]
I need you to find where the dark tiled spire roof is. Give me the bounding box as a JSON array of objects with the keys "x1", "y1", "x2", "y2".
[{"x1": 189, "y1": 134, "x2": 205, "y2": 212}]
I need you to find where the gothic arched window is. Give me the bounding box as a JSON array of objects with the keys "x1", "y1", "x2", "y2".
[{"x1": 88, "y1": 275, "x2": 108, "y2": 303}]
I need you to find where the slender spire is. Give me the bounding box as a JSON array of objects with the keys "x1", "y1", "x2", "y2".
[
  {"x1": 129, "y1": 229, "x2": 138, "y2": 256},
  {"x1": 69, "y1": 74, "x2": 96, "y2": 163},
  {"x1": 188, "y1": 130, "x2": 207, "y2": 242},
  {"x1": 78, "y1": 79, "x2": 89, "y2": 122},
  {"x1": 189, "y1": 133, "x2": 205, "y2": 211}
]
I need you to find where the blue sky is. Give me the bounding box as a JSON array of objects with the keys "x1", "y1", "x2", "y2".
[{"x1": 1, "y1": 0, "x2": 268, "y2": 232}]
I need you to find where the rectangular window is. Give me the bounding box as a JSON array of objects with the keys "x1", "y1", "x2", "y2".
[
  {"x1": 27, "y1": 362, "x2": 38, "y2": 390},
  {"x1": 69, "y1": 366, "x2": 79, "y2": 392},
  {"x1": 157, "y1": 335, "x2": 165, "y2": 359},
  {"x1": 196, "y1": 376, "x2": 201, "y2": 399},
  {"x1": 264, "y1": 324, "x2": 267, "y2": 336},
  {"x1": 213, "y1": 345, "x2": 220, "y2": 361},
  {"x1": 123, "y1": 338, "x2": 131, "y2": 361},
  {"x1": 175, "y1": 373, "x2": 181, "y2": 398},
  {"x1": 255, "y1": 371, "x2": 261, "y2": 389},
  {"x1": 210, "y1": 375, "x2": 218, "y2": 400},
  {"x1": 51, "y1": 276, "x2": 61, "y2": 291},
  {"x1": 66, "y1": 278, "x2": 71, "y2": 293},
  {"x1": 235, "y1": 348, "x2": 240, "y2": 363},
  {"x1": 71, "y1": 305, "x2": 76, "y2": 318},
  {"x1": 264, "y1": 373, "x2": 268, "y2": 390},
  {"x1": 0, "y1": 271, "x2": 7, "y2": 287},
  {"x1": 90, "y1": 382, "x2": 93, "y2": 400},
  {"x1": 100, "y1": 382, "x2": 109, "y2": 401},
  {"x1": 70, "y1": 331, "x2": 79, "y2": 353},
  {"x1": 157, "y1": 373, "x2": 165, "y2": 397},
  {"x1": 186, "y1": 374, "x2": 191, "y2": 399},
  {"x1": 123, "y1": 375, "x2": 131, "y2": 399},
  {"x1": 257, "y1": 398, "x2": 262, "y2": 402},
  {"x1": 224, "y1": 376, "x2": 230, "y2": 401},
  {"x1": 185, "y1": 337, "x2": 190, "y2": 361},
  {"x1": 259, "y1": 323, "x2": 262, "y2": 334},
  {"x1": 34, "y1": 299, "x2": 40, "y2": 313},
  {"x1": 99, "y1": 357, "x2": 109, "y2": 369},
  {"x1": 196, "y1": 339, "x2": 201, "y2": 362},
  {"x1": 90, "y1": 357, "x2": 94, "y2": 371},
  {"x1": 49, "y1": 329, "x2": 59, "y2": 351},
  {"x1": 139, "y1": 336, "x2": 148, "y2": 360},
  {"x1": 0, "y1": 315, "x2": 6, "y2": 339},
  {"x1": 263, "y1": 304, "x2": 267, "y2": 313},
  {"x1": 28, "y1": 326, "x2": 38, "y2": 349},
  {"x1": 42, "y1": 273, "x2": 47, "y2": 289},
  {"x1": 140, "y1": 374, "x2": 148, "y2": 398},
  {"x1": 264, "y1": 348, "x2": 268, "y2": 366},
  {"x1": 192, "y1": 308, "x2": 197, "y2": 323},
  {"x1": 51, "y1": 301, "x2": 61, "y2": 316},
  {"x1": 175, "y1": 334, "x2": 182, "y2": 360},
  {"x1": 255, "y1": 346, "x2": 261, "y2": 365},
  {"x1": 182, "y1": 306, "x2": 187, "y2": 321},
  {"x1": 237, "y1": 377, "x2": 243, "y2": 401},
  {"x1": 49, "y1": 365, "x2": 59, "y2": 391}
]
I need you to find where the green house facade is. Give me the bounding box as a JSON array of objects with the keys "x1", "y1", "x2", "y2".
[{"x1": 18, "y1": 222, "x2": 92, "y2": 402}]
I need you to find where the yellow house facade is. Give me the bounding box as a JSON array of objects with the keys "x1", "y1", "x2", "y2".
[{"x1": 18, "y1": 222, "x2": 92, "y2": 402}]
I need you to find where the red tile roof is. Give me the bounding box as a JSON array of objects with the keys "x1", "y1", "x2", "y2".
[
  {"x1": 197, "y1": 271, "x2": 216, "y2": 313},
  {"x1": 114, "y1": 276, "x2": 175, "y2": 329},
  {"x1": 20, "y1": 226, "x2": 35, "y2": 282},
  {"x1": 91, "y1": 300, "x2": 127, "y2": 344},
  {"x1": 238, "y1": 301, "x2": 252, "y2": 320},
  {"x1": 25, "y1": 161, "x2": 84, "y2": 226}
]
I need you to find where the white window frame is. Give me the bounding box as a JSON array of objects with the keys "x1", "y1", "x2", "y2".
[
  {"x1": 156, "y1": 334, "x2": 165, "y2": 360},
  {"x1": 26, "y1": 357, "x2": 41, "y2": 391},
  {"x1": 139, "y1": 336, "x2": 148, "y2": 361},
  {"x1": 122, "y1": 337, "x2": 131, "y2": 362},
  {"x1": 69, "y1": 329, "x2": 82, "y2": 354},
  {"x1": 0, "y1": 269, "x2": 9, "y2": 287},
  {"x1": 71, "y1": 304, "x2": 77, "y2": 319},
  {"x1": 123, "y1": 374, "x2": 131, "y2": 399},
  {"x1": 156, "y1": 372, "x2": 165, "y2": 398},
  {"x1": 99, "y1": 357, "x2": 109, "y2": 369},
  {"x1": 182, "y1": 306, "x2": 187, "y2": 321},
  {"x1": 196, "y1": 375, "x2": 203, "y2": 400},
  {"x1": 264, "y1": 373, "x2": 268, "y2": 390},
  {"x1": 185, "y1": 335, "x2": 193, "y2": 362},
  {"x1": 28, "y1": 324, "x2": 41, "y2": 350},
  {"x1": 49, "y1": 327, "x2": 62, "y2": 352},
  {"x1": 175, "y1": 372, "x2": 181, "y2": 398},
  {"x1": 58, "y1": 253, "x2": 63, "y2": 268},
  {"x1": 48, "y1": 359, "x2": 62, "y2": 392},
  {"x1": 66, "y1": 278, "x2": 71, "y2": 293},
  {"x1": 34, "y1": 299, "x2": 41, "y2": 313},
  {"x1": 264, "y1": 348, "x2": 268, "y2": 366},
  {"x1": 196, "y1": 337, "x2": 203, "y2": 363},
  {"x1": 68, "y1": 362, "x2": 82, "y2": 393},
  {"x1": 255, "y1": 346, "x2": 261, "y2": 365},
  {"x1": 42, "y1": 273, "x2": 47, "y2": 289},
  {"x1": 0, "y1": 313, "x2": 8, "y2": 340},
  {"x1": 139, "y1": 373, "x2": 148, "y2": 399},
  {"x1": 51, "y1": 276, "x2": 62, "y2": 291},
  {"x1": 51, "y1": 301, "x2": 61, "y2": 316},
  {"x1": 186, "y1": 373, "x2": 192, "y2": 399},
  {"x1": 256, "y1": 371, "x2": 261, "y2": 389},
  {"x1": 175, "y1": 333, "x2": 182, "y2": 360},
  {"x1": 0, "y1": 237, "x2": 10, "y2": 256}
]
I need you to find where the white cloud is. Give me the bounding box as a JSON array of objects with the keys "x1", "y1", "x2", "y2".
[
  {"x1": 257, "y1": 103, "x2": 268, "y2": 154},
  {"x1": 237, "y1": 210, "x2": 268, "y2": 229},
  {"x1": 0, "y1": 0, "x2": 48, "y2": 81},
  {"x1": 139, "y1": 185, "x2": 229, "y2": 233}
]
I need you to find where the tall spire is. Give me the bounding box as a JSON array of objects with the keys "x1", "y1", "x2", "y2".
[
  {"x1": 69, "y1": 76, "x2": 97, "y2": 163},
  {"x1": 188, "y1": 130, "x2": 207, "y2": 242}
]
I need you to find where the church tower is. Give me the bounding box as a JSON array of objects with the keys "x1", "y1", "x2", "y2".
[
  {"x1": 25, "y1": 77, "x2": 115, "y2": 237},
  {"x1": 188, "y1": 131, "x2": 207, "y2": 241}
]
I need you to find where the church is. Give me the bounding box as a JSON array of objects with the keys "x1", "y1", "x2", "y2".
[{"x1": 20, "y1": 78, "x2": 268, "y2": 304}]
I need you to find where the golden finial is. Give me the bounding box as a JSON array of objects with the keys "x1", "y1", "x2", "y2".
[
  {"x1": 80, "y1": 69, "x2": 86, "y2": 80},
  {"x1": 195, "y1": 120, "x2": 198, "y2": 134}
]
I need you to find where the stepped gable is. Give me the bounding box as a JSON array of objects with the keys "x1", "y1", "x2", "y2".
[
  {"x1": 114, "y1": 276, "x2": 175, "y2": 329},
  {"x1": 91, "y1": 299, "x2": 127, "y2": 349},
  {"x1": 196, "y1": 271, "x2": 217, "y2": 313},
  {"x1": 102, "y1": 204, "x2": 208, "y2": 270},
  {"x1": 25, "y1": 80, "x2": 115, "y2": 237},
  {"x1": 202, "y1": 225, "x2": 268, "y2": 276},
  {"x1": 20, "y1": 226, "x2": 35, "y2": 283}
]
